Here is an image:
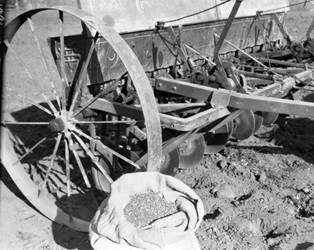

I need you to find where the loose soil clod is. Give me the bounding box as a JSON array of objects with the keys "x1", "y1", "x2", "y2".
[{"x1": 124, "y1": 191, "x2": 177, "y2": 228}]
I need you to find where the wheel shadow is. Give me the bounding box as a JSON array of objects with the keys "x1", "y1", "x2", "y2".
[
  {"x1": 4, "y1": 104, "x2": 106, "y2": 250},
  {"x1": 51, "y1": 221, "x2": 92, "y2": 250},
  {"x1": 0, "y1": 166, "x2": 94, "y2": 250},
  {"x1": 52, "y1": 192, "x2": 108, "y2": 250}
]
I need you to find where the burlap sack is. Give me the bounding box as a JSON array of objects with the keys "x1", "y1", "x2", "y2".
[{"x1": 89, "y1": 172, "x2": 204, "y2": 250}]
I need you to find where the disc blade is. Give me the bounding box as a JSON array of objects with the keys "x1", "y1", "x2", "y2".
[
  {"x1": 160, "y1": 148, "x2": 180, "y2": 176},
  {"x1": 177, "y1": 134, "x2": 205, "y2": 169},
  {"x1": 262, "y1": 112, "x2": 278, "y2": 126},
  {"x1": 254, "y1": 112, "x2": 264, "y2": 133},
  {"x1": 232, "y1": 110, "x2": 255, "y2": 140},
  {"x1": 203, "y1": 121, "x2": 233, "y2": 154}
]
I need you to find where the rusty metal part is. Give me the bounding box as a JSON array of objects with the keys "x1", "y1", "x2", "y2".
[
  {"x1": 177, "y1": 133, "x2": 205, "y2": 169},
  {"x1": 232, "y1": 110, "x2": 255, "y2": 140}
]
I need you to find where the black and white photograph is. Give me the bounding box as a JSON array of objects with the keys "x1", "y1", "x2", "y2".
[{"x1": 1, "y1": 0, "x2": 314, "y2": 249}]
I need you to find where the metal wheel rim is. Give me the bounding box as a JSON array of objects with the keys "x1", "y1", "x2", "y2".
[{"x1": 1, "y1": 6, "x2": 162, "y2": 232}]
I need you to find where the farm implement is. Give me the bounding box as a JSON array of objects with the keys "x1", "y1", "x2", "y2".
[{"x1": 1, "y1": 0, "x2": 314, "y2": 231}]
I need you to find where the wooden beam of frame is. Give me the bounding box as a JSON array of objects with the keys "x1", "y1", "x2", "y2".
[
  {"x1": 155, "y1": 70, "x2": 314, "y2": 118},
  {"x1": 89, "y1": 99, "x2": 229, "y2": 131}
]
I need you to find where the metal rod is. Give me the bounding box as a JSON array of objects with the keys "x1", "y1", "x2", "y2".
[
  {"x1": 183, "y1": 43, "x2": 216, "y2": 65},
  {"x1": 69, "y1": 32, "x2": 99, "y2": 113},
  {"x1": 236, "y1": 70, "x2": 274, "y2": 80},
  {"x1": 31, "y1": 103, "x2": 54, "y2": 116},
  {"x1": 4, "y1": 40, "x2": 53, "y2": 116},
  {"x1": 15, "y1": 137, "x2": 47, "y2": 163},
  {"x1": 272, "y1": 13, "x2": 292, "y2": 46},
  {"x1": 73, "y1": 120, "x2": 137, "y2": 125},
  {"x1": 214, "y1": 33, "x2": 281, "y2": 76},
  {"x1": 257, "y1": 57, "x2": 311, "y2": 69},
  {"x1": 213, "y1": 0, "x2": 243, "y2": 61},
  {"x1": 42, "y1": 93, "x2": 59, "y2": 116},
  {"x1": 27, "y1": 18, "x2": 61, "y2": 111},
  {"x1": 71, "y1": 127, "x2": 141, "y2": 170},
  {"x1": 72, "y1": 81, "x2": 119, "y2": 117},
  {"x1": 68, "y1": 135, "x2": 91, "y2": 188},
  {"x1": 64, "y1": 137, "x2": 73, "y2": 222},
  {"x1": 71, "y1": 131, "x2": 113, "y2": 184},
  {"x1": 59, "y1": 10, "x2": 69, "y2": 109},
  {"x1": 39, "y1": 133, "x2": 62, "y2": 196},
  {"x1": 2, "y1": 121, "x2": 49, "y2": 125}
]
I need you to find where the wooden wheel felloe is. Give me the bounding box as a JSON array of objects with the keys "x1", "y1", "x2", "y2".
[{"x1": 1, "y1": 7, "x2": 162, "y2": 232}]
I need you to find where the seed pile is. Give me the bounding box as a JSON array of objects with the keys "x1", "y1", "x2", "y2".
[{"x1": 124, "y1": 191, "x2": 177, "y2": 228}]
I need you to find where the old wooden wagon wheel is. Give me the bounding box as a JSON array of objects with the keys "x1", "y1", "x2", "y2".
[{"x1": 1, "y1": 6, "x2": 162, "y2": 232}]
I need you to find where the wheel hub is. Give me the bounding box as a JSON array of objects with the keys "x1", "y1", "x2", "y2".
[
  {"x1": 48, "y1": 117, "x2": 65, "y2": 132},
  {"x1": 48, "y1": 112, "x2": 74, "y2": 133}
]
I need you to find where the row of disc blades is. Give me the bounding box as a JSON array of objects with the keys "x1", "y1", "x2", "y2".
[
  {"x1": 172, "y1": 110, "x2": 279, "y2": 170},
  {"x1": 93, "y1": 110, "x2": 279, "y2": 192}
]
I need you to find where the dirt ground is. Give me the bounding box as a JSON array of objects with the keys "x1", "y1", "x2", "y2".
[{"x1": 1, "y1": 5, "x2": 314, "y2": 250}]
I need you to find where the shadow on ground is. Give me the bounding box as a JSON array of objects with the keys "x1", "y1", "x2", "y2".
[{"x1": 52, "y1": 221, "x2": 92, "y2": 250}]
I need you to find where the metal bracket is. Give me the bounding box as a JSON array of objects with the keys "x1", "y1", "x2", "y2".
[{"x1": 210, "y1": 90, "x2": 231, "y2": 108}]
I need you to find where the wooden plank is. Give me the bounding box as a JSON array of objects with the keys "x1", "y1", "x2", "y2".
[
  {"x1": 229, "y1": 93, "x2": 314, "y2": 117},
  {"x1": 160, "y1": 108, "x2": 230, "y2": 131},
  {"x1": 135, "y1": 102, "x2": 206, "y2": 113},
  {"x1": 89, "y1": 98, "x2": 229, "y2": 131}
]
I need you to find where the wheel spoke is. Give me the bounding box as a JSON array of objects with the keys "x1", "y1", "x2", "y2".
[
  {"x1": 2, "y1": 121, "x2": 49, "y2": 125},
  {"x1": 68, "y1": 135, "x2": 91, "y2": 188},
  {"x1": 70, "y1": 131, "x2": 113, "y2": 184},
  {"x1": 69, "y1": 32, "x2": 99, "y2": 113},
  {"x1": 73, "y1": 120, "x2": 137, "y2": 125},
  {"x1": 183, "y1": 43, "x2": 215, "y2": 65},
  {"x1": 59, "y1": 11, "x2": 69, "y2": 109},
  {"x1": 38, "y1": 133, "x2": 62, "y2": 196},
  {"x1": 27, "y1": 17, "x2": 62, "y2": 111},
  {"x1": 32, "y1": 103, "x2": 54, "y2": 116},
  {"x1": 72, "y1": 80, "x2": 119, "y2": 117},
  {"x1": 4, "y1": 40, "x2": 54, "y2": 116},
  {"x1": 42, "y1": 93, "x2": 59, "y2": 116},
  {"x1": 71, "y1": 127, "x2": 141, "y2": 170},
  {"x1": 64, "y1": 135, "x2": 73, "y2": 221},
  {"x1": 15, "y1": 137, "x2": 47, "y2": 163},
  {"x1": 4, "y1": 40, "x2": 35, "y2": 83}
]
